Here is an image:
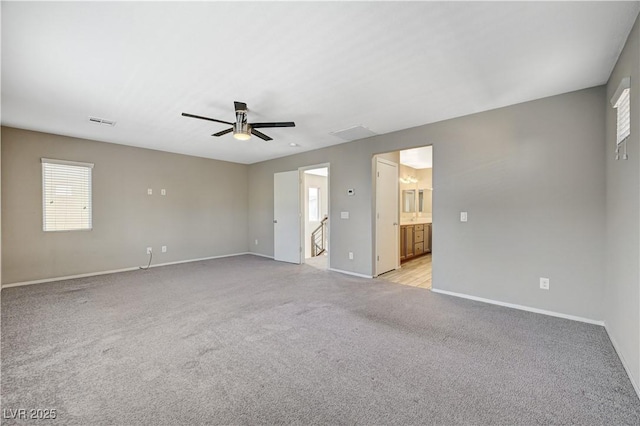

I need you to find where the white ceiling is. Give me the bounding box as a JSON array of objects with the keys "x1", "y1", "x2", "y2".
[
  {"x1": 2, "y1": 2, "x2": 639, "y2": 164},
  {"x1": 401, "y1": 146, "x2": 433, "y2": 170},
  {"x1": 305, "y1": 168, "x2": 328, "y2": 177}
]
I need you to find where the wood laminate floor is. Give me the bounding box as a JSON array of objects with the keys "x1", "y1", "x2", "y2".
[{"x1": 378, "y1": 253, "x2": 432, "y2": 289}]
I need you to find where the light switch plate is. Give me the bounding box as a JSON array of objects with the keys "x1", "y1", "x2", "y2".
[
  {"x1": 341, "y1": 211, "x2": 349, "y2": 219},
  {"x1": 161, "y1": 189, "x2": 166, "y2": 196},
  {"x1": 147, "y1": 188, "x2": 153, "y2": 195},
  {"x1": 460, "y1": 211, "x2": 468, "y2": 222}
]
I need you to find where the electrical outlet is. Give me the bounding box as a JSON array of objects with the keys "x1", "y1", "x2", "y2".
[
  {"x1": 146, "y1": 247, "x2": 152, "y2": 255},
  {"x1": 540, "y1": 277, "x2": 550, "y2": 290},
  {"x1": 161, "y1": 246, "x2": 167, "y2": 253},
  {"x1": 349, "y1": 252, "x2": 354, "y2": 260}
]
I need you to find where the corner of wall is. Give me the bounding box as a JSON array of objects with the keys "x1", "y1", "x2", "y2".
[
  {"x1": 0, "y1": 128, "x2": 3, "y2": 291},
  {"x1": 604, "y1": 10, "x2": 640, "y2": 393},
  {"x1": 604, "y1": 322, "x2": 640, "y2": 400}
]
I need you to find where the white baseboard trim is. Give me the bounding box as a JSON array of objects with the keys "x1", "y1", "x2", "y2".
[
  {"x1": 1, "y1": 252, "x2": 254, "y2": 289},
  {"x1": 328, "y1": 268, "x2": 372, "y2": 279},
  {"x1": 431, "y1": 288, "x2": 604, "y2": 326},
  {"x1": 604, "y1": 322, "x2": 640, "y2": 401},
  {"x1": 2, "y1": 266, "x2": 141, "y2": 288},
  {"x1": 248, "y1": 252, "x2": 274, "y2": 259},
  {"x1": 149, "y1": 252, "x2": 252, "y2": 269}
]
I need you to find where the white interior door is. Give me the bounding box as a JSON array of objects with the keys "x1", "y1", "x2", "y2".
[
  {"x1": 376, "y1": 158, "x2": 399, "y2": 275},
  {"x1": 274, "y1": 170, "x2": 301, "y2": 264}
]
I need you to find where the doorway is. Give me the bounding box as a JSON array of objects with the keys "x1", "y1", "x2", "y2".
[
  {"x1": 301, "y1": 165, "x2": 329, "y2": 270},
  {"x1": 374, "y1": 146, "x2": 433, "y2": 289},
  {"x1": 273, "y1": 165, "x2": 330, "y2": 268}
]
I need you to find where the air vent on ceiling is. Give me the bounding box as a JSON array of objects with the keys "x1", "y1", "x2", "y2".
[
  {"x1": 329, "y1": 125, "x2": 377, "y2": 141},
  {"x1": 88, "y1": 116, "x2": 116, "y2": 126}
]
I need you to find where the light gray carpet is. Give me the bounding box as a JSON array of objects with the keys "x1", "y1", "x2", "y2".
[
  {"x1": 2, "y1": 255, "x2": 639, "y2": 425},
  {"x1": 304, "y1": 253, "x2": 328, "y2": 270}
]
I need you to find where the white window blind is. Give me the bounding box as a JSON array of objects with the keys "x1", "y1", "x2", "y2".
[
  {"x1": 42, "y1": 158, "x2": 93, "y2": 232},
  {"x1": 611, "y1": 77, "x2": 631, "y2": 146},
  {"x1": 615, "y1": 87, "x2": 631, "y2": 144}
]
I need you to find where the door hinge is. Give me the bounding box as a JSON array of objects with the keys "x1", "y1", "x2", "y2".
[
  {"x1": 377, "y1": 255, "x2": 379, "y2": 261},
  {"x1": 377, "y1": 171, "x2": 380, "y2": 177}
]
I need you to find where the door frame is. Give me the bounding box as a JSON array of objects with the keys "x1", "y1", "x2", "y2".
[
  {"x1": 299, "y1": 163, "x2": 331, "y2": 269},
  {"x1": 373, "y1": 157, "x2": 400, "y2": 277}
]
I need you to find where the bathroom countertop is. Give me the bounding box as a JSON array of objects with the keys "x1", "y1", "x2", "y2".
[{"x1": 400, "y1": 219, "x2": 432, "y2": 226}]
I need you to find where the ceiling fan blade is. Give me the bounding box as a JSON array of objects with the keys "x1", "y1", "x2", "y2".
[
  {"x1": 181, "y1": 112, "x2": 233, "y2": 126},
  {"x1": 212, "y1": 128, "x2": 233, "y2": 137},
  {"x1": 250, "y1": 122, "x2": 296, "y2": 128},
  {"x1": 251, "y1": 128, "x2": 272, "y2": 141},
  {"x1": 234, "y1": 101, "x2": 247, "y2": 112}
]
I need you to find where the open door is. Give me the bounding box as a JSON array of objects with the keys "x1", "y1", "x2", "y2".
[
  {"x1": 274, "y1": 170, "x2": 301, "y2": 264},
  {"x1": 375, "y1": 158, "x2": 399, "y2": 276}
]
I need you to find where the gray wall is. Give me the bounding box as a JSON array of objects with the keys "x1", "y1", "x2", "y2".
[
  {"x1": 249, "y1": 142, "x2": 375, "y2": 274},
  {"x1": 248, "y1": 87, "x2": 606, "y2": 321},
  {"x1": 1, "y1": 135, "x2": 2, "y2": 309},
  {"x1": 605, "y1": 15, "x2": 640, "y2": 390},
  {"x1": 1, "y1": 127, "x2": 249, "y2": 284}
]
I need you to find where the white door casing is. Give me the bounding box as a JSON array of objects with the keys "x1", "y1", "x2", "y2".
[
  {"x1": 375, "y1": 158, "x2": 399, "y2": 276},
  {"x1": 274, "y1": 170, "x2": 301, "y2": 264}
]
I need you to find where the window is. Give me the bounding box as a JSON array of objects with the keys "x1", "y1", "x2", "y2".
[
  {"x1": 308, "y1": 187, "x2": 320, "y2": 221},
  {"x1": 615, "y1": 88, "x2": 630, "y2": 144},
  {"x1": 42, "y1": 158, "x2": 93, "y2": 231},
  {"x1": 611, "y1": 77, "x2": 631, "y2": 160}
]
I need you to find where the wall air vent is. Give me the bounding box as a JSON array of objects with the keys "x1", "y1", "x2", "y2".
[
  {"x1": 329, "y1": 125, "x2": 377, "y2": 141},
  {"x1": 88, "y1": 116, "x2": 116, "y2": 126}
]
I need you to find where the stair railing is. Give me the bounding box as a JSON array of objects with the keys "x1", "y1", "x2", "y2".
[{"x1": 311, "y1": 216, "x2": 328, "y2": 257}]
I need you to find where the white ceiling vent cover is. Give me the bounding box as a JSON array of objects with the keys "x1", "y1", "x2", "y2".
[
  {"x1": 330, "y1": 125, "x2": 377, "y2": 141},
  {"x1": 88, "y1": 116, "x2": 116, "y2": 126}
]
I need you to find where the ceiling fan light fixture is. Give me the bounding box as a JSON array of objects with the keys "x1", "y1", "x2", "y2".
[
  {"x1": 233, "y1": 123, "x2": 252, "y2": 140},
  {"x1": 233, "y1": 131, "x2": 251, "y2": 141}
]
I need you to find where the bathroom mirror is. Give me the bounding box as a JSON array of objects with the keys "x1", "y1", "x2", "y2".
[
  {"x1": 402, "y1": 190, "x2": 415, "y2": 213},
  {"x1": 418, "y1": 188, "x2": 432, "y2": 214}
]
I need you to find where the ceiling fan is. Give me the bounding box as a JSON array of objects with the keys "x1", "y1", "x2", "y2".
[{"x1": 182, "y1": 101, "x2": 295, "y2": 141}]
